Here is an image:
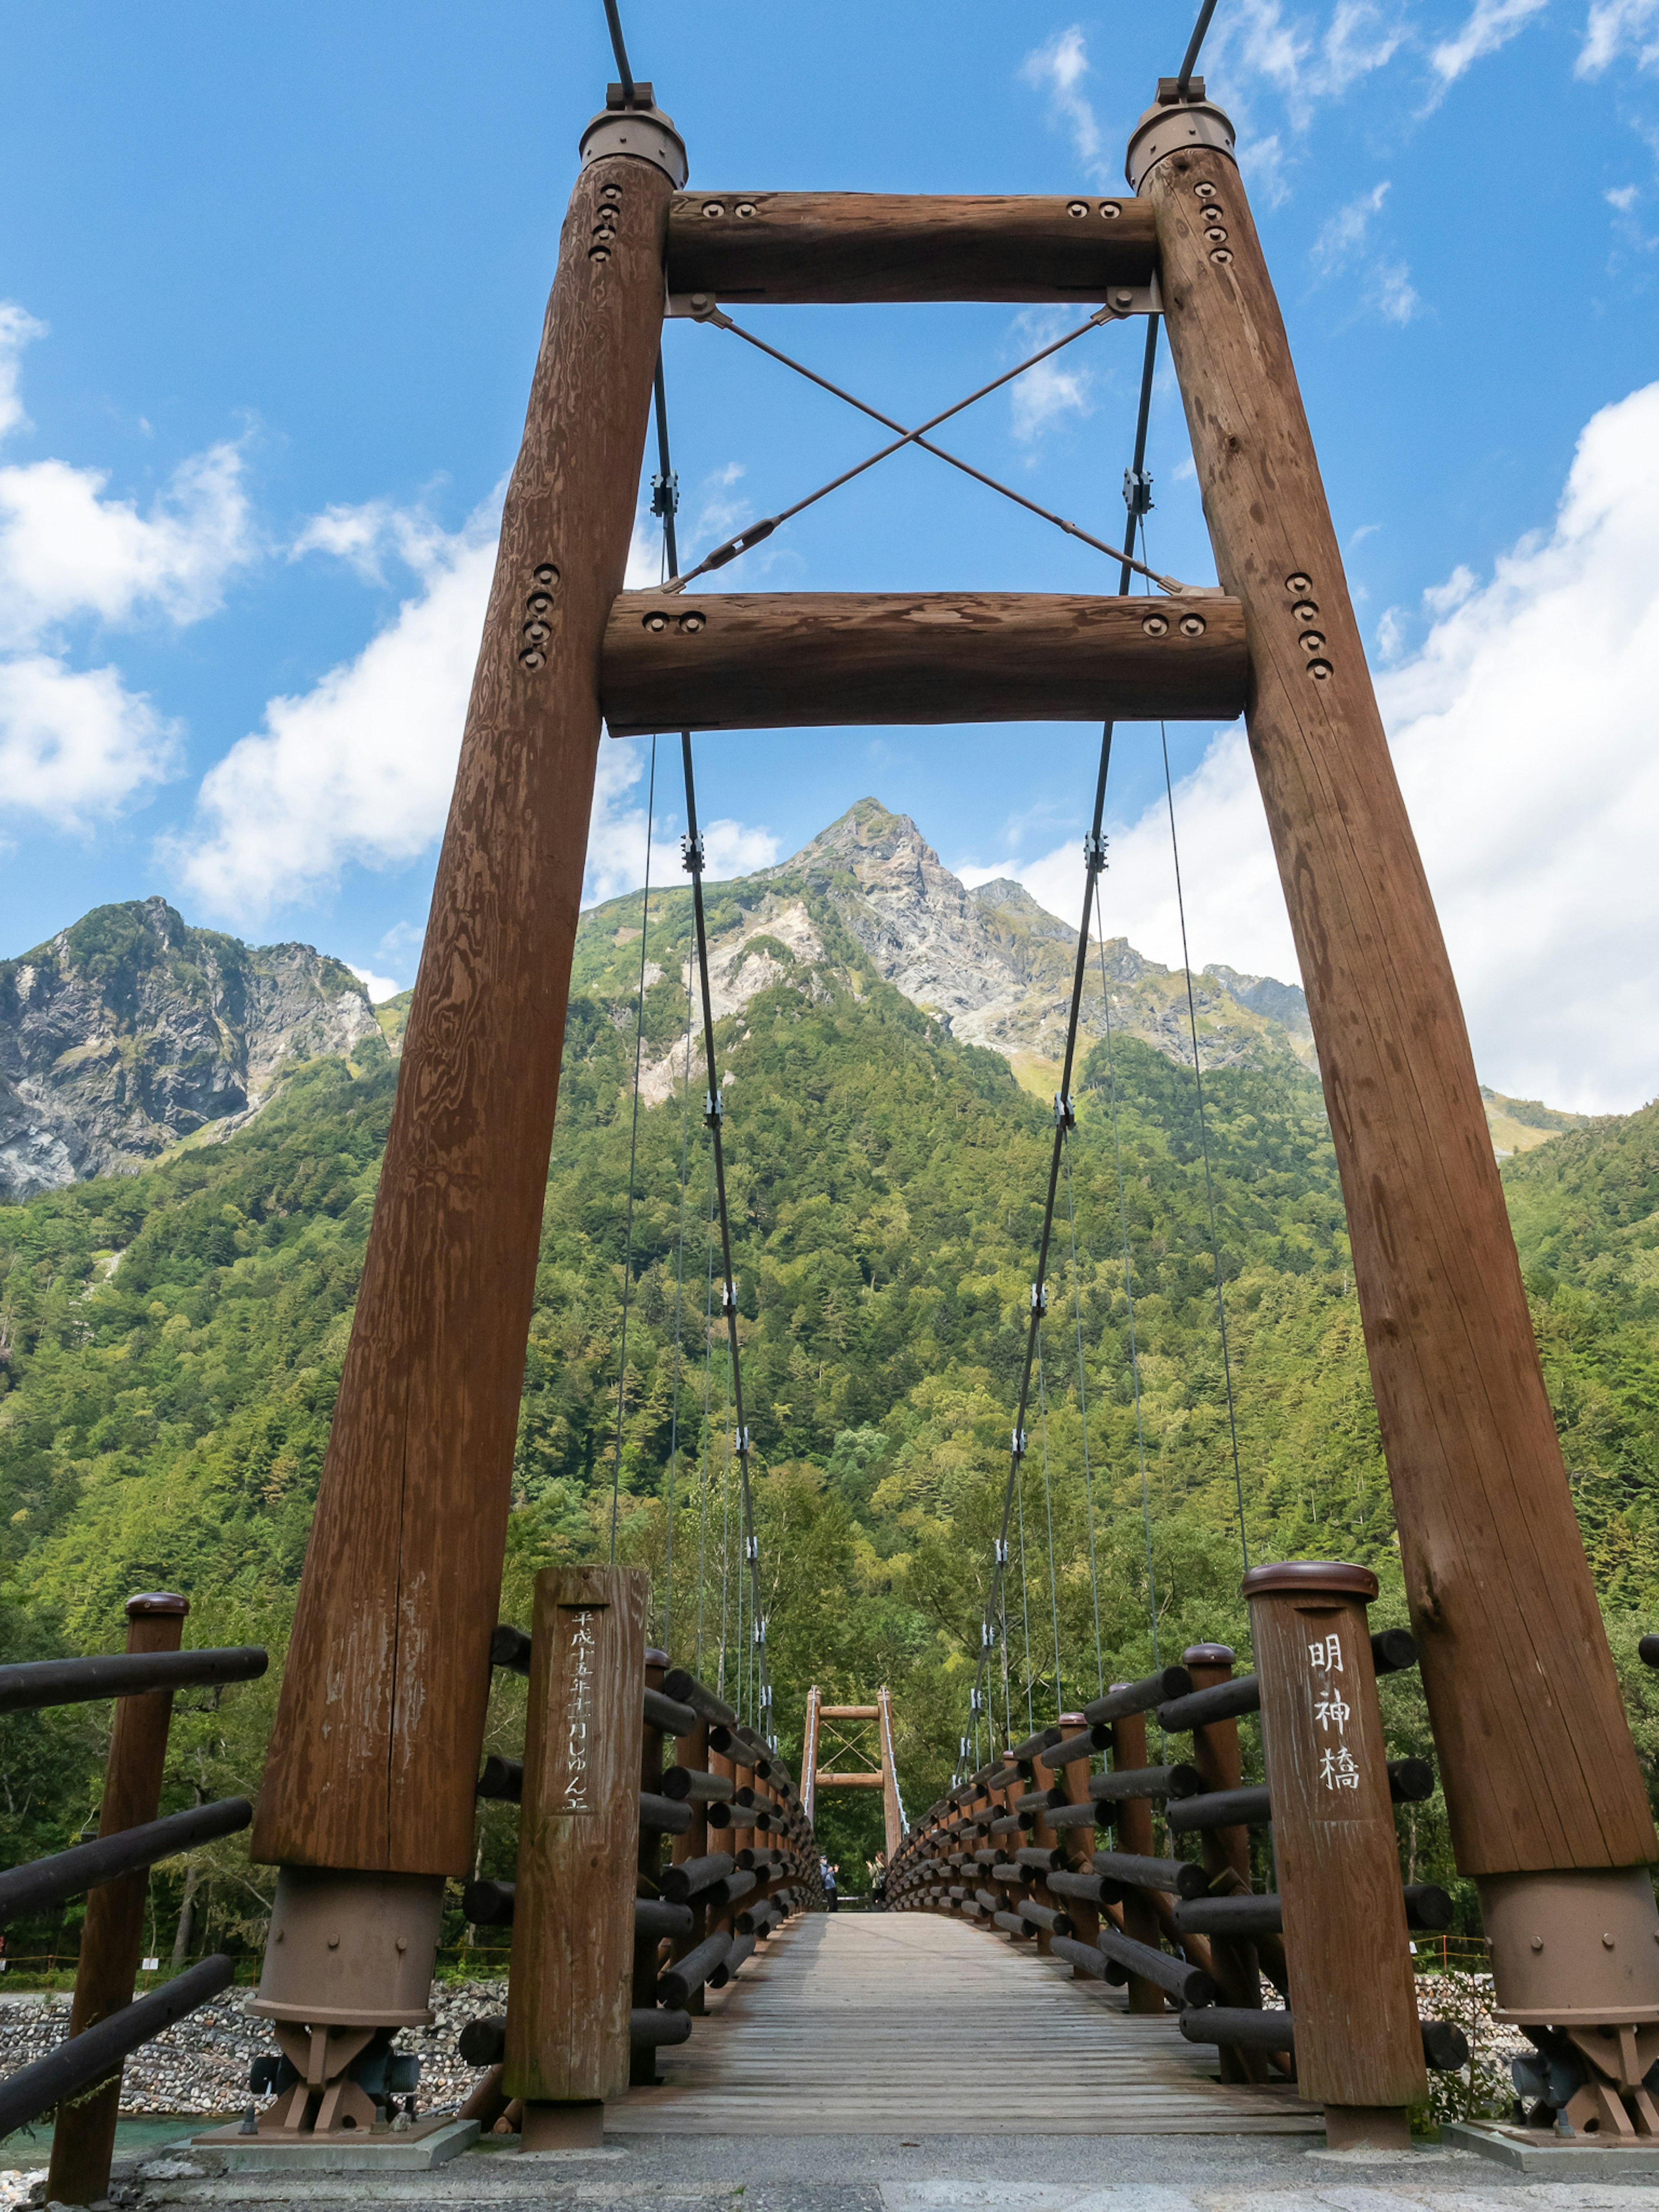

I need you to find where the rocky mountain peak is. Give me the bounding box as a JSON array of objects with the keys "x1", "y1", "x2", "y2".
[{"x1": 0, "y1": 899, "x2": 386, "y2": 1201}]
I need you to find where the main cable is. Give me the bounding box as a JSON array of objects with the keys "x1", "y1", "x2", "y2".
[
  {"x1": 652, "y1": 350, "x2": 775, "y2": 1741},
  {"x1": 601, "y1": 0, "x2": 636, "y2": 102},
  {"x1": 1177, "y1": 0, "x2": 1220, "y2": 94}
]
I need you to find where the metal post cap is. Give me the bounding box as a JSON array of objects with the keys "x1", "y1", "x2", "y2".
[
  {"x1": 580, "y1": 102, "x2": 688, "y2": 188},
  {"x1": 127, "y1": 1591, "x2": 189, "y2": 1617},
  {"x1": 1125, "y1": 89, "x2": 1236, "y2": 193}
]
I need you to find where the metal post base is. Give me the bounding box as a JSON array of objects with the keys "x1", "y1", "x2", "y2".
[
  {"x1": 1479, "y1": 1866, "x2": 1659, "y2": 2138},
  {"x1": 1323, "y1": 2104, "x2": 1412, "y2": 2152},
  {"x1": 245, "y1": 1866, "x2": 444, "y2": 2139},
  {"x1": 521, "y1": 2100, "x2": 605, "y2": 2149}
]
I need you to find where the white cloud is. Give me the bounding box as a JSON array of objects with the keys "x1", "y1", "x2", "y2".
[
  {"x1": 1428, "y1": 0, "x2": 1549, "y2": 96},
  {"x1": 1007, "y1": 313, "x2": 1094, "y2": 445},
  {"x1": 0, "y1": 654, "x2": 180, "y2": 828},
  {"x1": 0, "y1": 303, "x2": 47, "y2": 440},
  {"x1": 0, "y1": 443, "x2": 254, "y2": 652},
  {"x1": 348, "y1": 964, "x2": 403, "y2": 1004},
  {"x1": 1580, "y1": 0, "x2": 1659, "y2": 74},
  {"x1": 0, "y1": 303, "x2": 248, "y2": 831},
  {"x1": 173, "y1": 496, "x2": 781, "y2": 924},
  {"x1": 1371, "y1": 261, "x2": 1422, "y2": 324},
  {"x1": 1018, "y1": 26, "x2": 1106, "y2": 183},
  {"x1": 171, "y1": 505, "x2": 497, "y2": 919},
  {"x1": 1312, "y1": 181, "x2": 1391, "y2": 273},
  {"x1": 583, "y1": 736, "x2": 780, "y2": 908},
  {"x1": 988, "y1": 381, "x2": 1659, "y2": 1113},
  {"x1": 1608, "y1": 183, "x2": 1643, "y2": 210}
]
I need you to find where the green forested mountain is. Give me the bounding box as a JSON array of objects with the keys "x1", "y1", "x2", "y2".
[{"x1": 1, "y1": 812, "x2": 1656, "y2": 1955}]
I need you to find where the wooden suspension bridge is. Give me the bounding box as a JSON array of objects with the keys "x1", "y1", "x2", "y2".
[{"x1": 5, "y1": 11, "x2": 1659, "y2": 2196}]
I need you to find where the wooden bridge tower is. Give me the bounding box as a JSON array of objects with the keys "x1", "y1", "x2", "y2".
[
  {"x1": 802, "y1": 1686, "x2": 906, "y2": 1862},
  {"x1": 247, "y1": 72, "x2": 1658, "y2": 2133}
]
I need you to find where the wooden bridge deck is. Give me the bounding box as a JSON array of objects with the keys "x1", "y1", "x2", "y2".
[{"x1": 611, "y1": 1912, "x2": 1325, "y2": 2136}]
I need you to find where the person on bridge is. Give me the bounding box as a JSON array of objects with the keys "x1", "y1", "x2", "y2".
[{"x1": 820, "y1": 1855, "x2": 838, "y2": 1912}]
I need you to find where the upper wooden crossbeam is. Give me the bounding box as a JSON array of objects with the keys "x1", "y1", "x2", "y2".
[
  {"x1": 666, "y1": 193, "x2": 1157, "y2": 305},
  {"x1": 601, "y1": 591, "x2": 1246, "y2": 735}
]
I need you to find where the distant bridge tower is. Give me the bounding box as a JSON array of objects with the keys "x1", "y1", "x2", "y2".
[{"x1": 801, "y1": 1685, "x2": 906, "y2": 1859}]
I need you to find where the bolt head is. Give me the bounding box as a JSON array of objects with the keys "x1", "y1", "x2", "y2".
[
  {"x1": 1604, "y1": 1931, "x2": 1617, "y2": 1948},
  {"x1": 1067, "y1": 200, "x2": 1088, "y2": 218},
  {"x1": 1531, "y1": 1936, "x2": 1544, "y2": 1951}
]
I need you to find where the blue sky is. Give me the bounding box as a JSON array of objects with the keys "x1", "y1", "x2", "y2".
[{"x1": 3, "y1": 3, "x2": 1659, "y2": 1108}]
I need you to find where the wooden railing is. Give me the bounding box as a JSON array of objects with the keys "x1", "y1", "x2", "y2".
[
  {"x1": 0, "y1": 1591, "x2": 266, "y2": 2202},
  {"x1": 886, "y1": 1562, "x2": 1468, "y2": 2152},
  {"x1": 453, "y1": 1565, "x2": 822, "y2": 2147}
]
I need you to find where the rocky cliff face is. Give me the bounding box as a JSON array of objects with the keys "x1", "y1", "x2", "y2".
[
  {"x1": 0, "y1": 898, "x2": 386, "y2": 1201},
  {"x1": 759, "y1": 799, "x2": 1316, "y2": 1080}
]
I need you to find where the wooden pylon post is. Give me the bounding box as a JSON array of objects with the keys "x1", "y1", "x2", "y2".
[
  {"x1": 1129, "y1": 80, "x2": 1659, "y2": 2015},
  {"x1": 247, "y1": 92, "x2": 686, "y2": 2067},
  {"x1": 877, "y1": 1685, "x2": 904, "y2": 1861}
]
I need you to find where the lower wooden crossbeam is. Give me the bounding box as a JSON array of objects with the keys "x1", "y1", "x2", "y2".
[{"x1": 601, "y1": 591, "x2": 1246, "y2": 735}]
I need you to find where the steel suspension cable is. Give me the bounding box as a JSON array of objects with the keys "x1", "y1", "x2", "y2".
[
  {"x1": 1096, "y1": 925, "x2": 1161, "y2": 1672},
  {"x1": 1037, "y1": 1343, "x2": 1062, "y2": 1718},
  {"x1": 663, "y1": 967, "x2": 695, "y2": 1655},
  {"x1": 600, "y1": 0, "x2": 636, "y2": 101},
  {"x1": 653, "y1": 351, "x2": 776, "y2": 1741},
  {"x1": 696, "y1": 1176, "x2": 715, "y2": 1676},
  {"x1": 1063, "y1": 1145, "x2": 1105, "y2": 1698},
  {"x1": 608, "y1": 741, "x2": 656, "y2": 1563}
]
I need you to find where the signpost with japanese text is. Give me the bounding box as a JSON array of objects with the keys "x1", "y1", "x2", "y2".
[
  {"x1": 504, "y1": 1564, "x2": 648, "y2": 2139},
  {"x1": 1244, "y1": 1560, "x2": 1426, "y2": 2148}
]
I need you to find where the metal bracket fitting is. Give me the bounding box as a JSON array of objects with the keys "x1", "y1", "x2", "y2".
[
  {"x1": 1053, "y1": 1094, "x2": 1077, "y2": 1131},
  {"x1": 680, "y1": 833, "x2": 705, "y2": 874},
  {"x1": 1100, "y1": 273, "x2": 1163, "y2": 318},
  {"x1": 1125, "y1": 90, "x2": 1236, "y2": 194},
  {"x1": 579, "y1": 94, "x2": 689, "y2": 188},
  {"x1": 1083, "y1": 832, "x2": 1108, "y2": 874},
  {"x1": 667, "y1": 292, "x2": 730, "y2": 323}
]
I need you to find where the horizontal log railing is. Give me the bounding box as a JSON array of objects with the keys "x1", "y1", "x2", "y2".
[
  {"x1": 882, "y1": 1573, "x2": 1468, "y2": 2145},
  {"x1": 468, "y1": 1567, "x2": 824, "y2": 2147},
  {"x1": 0, "y1": 1592, "x2": 267, "y2": 2209},
  {"x1": 601, "y1": 592, "x2": 1246, "y2": 737}
]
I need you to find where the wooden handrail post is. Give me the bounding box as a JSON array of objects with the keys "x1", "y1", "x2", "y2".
[
  {"x1": 670, "y1": 1715, "x2": 710, "y2": 2012},
  {"x1": 630, "y1": 1648, "x2": 668, "y2": 2086},
  {"x1": 248, "y1": 92, "x2": 687, "y2": 2051},
  {"x1": 1246, "y1": 1560, "x2": 1424, "y2": 2151},
  {"x1": 1108, "y1": 1704, "x2": 1164, "y2": 2015},
  {"x1": 1055, "y1": 1712, "x2": 1096, "y2": 1974},
  {"x1": 48, "y1": 1593, "x2": 187, "y2": 2208},
  {"x1": 1182, "y1": 1644, "x2": 1267, "y2": 2084},
  {"x1": 505, "y1": 1564, "x2": 648, "y2": 2149},
  {"x1": 1131, "y1": 83, "x2": 1658, "y2": 2010}
]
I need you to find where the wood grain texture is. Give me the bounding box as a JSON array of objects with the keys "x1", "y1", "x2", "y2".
[
  {"x1": 1146, "y1": 140, "x2": 1657, "y2": 1877},
  {"x1": 666, "y1": 191, "x2": 1157, "y2": 305},
  {"x1": 610, "y1": 1913, "x2": 1322, "y2": 2134},
  {"x1": 48, "y1": 1601, "x2": 184, "y2": 2205},
  {"x1": 252, "y1": 154, "x2": 671, "y2": 1876},
  {"x1": 1181, "y1": 1648, "x2": 1267, "y2": 2085},
  {"x1": 1248, "y1": 1579, "x2": 1425, "y2": 2109},
  {"x1": 602, "y1": 592, "x2": 1245, "y2": 734},
  {"x1": 1109, "y1": 1710, "x2": 1166, "y2": 2016},
  {"x1": 503, "y1": 1565, "x2": 648, "y2": 2104}
]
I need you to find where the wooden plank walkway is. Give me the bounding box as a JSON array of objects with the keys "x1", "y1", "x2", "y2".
[{"x1": 612, "y1": 1911, "x2": 1325, "y2": 2136}]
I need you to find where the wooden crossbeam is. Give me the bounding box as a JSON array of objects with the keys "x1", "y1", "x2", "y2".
[
  {"x1": 817, "y1": 1772, "x2": 885, "y2": 1789},
  {"x1": 602, "y1": 592, "x2": 1245, "y2": 736},
  {"x1": 819, "y1": 1706, "x2": 879, "y2": 1719},
  {"x1": 666, "y1": 192, "x2": 1157, "y2": 305}
]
